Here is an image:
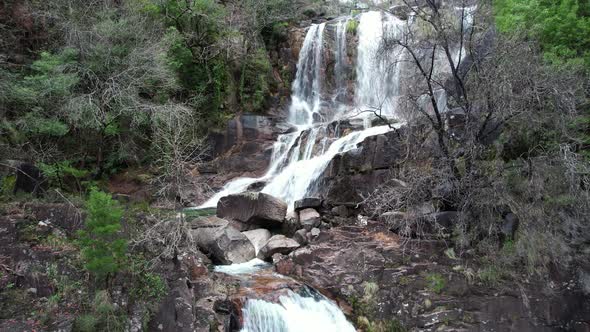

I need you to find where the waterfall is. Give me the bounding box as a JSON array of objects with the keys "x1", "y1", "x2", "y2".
[
  {"x1": 290, "y1": 23, "x2": 326, "y2": 126},
  {"x1": 241, "y1": 289, "x2": 355, "y2": 332},
  {"x1": 355, "y1": 11, "x2": 405, "y2": 120},
  {"x1": 200, "y1": 11, "x2": 410, "y2": 210},
  {"x1": 261, "y1": 124, "x2": 391, "y2": 204},
  {"x1": 333, "y1": 18, "x2": 349, "y2": 108}
]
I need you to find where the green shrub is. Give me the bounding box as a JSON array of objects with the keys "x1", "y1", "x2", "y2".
[
  {"x1": 0, "y1": 175, "x2": 16, "y2": 197},
  {"x1": 347, "y1": 19, "x2": 359, "y2": 34},
  {"x1": 77, "y1": 189, "x2": 127, "y2": 283},
  {"x1": 425, "y1": 273, "x2": 446, "y2": 293}
]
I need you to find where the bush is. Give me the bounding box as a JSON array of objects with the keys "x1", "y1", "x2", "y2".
[
  {"x1": 77, "y1": 189, "x2": 127, "y2": 283},
  {"x1": 346, "y1": 19, "x2": 359, "y2": 34}
]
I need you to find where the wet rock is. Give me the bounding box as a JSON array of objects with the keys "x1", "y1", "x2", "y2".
[
  {"x1": 191, "y1": 217, "x2": 255, "y2": 264},
  {"x1": 299, "y1": 208, "x2": 321, "y2": 231},
  {"x1": 217, "y1": 192, "x2": 287, "y2": 228},
  {"x1": 246, "y1": 181, "x2": 267, "y2": 192},
  {"x1": 242, "y1": 229, "x2": 272, "y2": 254},
  {"x1": 293, "y1": 229, "x2": 308, "y2": 245},
  {"x1": 294, "y1": 197, "x2": 322, "y2": 211},
  {"x1": 257, "y1": 235, "x2": 300, "y2": 260}
]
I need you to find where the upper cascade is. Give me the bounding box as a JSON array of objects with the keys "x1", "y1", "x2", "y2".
[
  {"x1": 200, "y1": 7, "x2": 472, "y2": 209},
  {"x1": 200, "y1": 11, "x2": 407, "y2": 209}
]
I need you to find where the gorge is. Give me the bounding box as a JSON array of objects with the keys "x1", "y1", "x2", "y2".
[{"x1": 1, "y1": 0, "x2": 589, "y2": 331}]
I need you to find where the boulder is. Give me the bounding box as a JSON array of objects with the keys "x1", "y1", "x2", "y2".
[
  {"x1": 293, "y1": 229, "x2": 308, "y2": 245},
  {"x1": 310, "y1": 228, "x2": 321, "y2": 238},
  {"x1": 217, "y1": 192, "x2": 287, "y2": 228},
  {"x1": 294, "y1": 197, "x2": 322, "y2": 211},
  {"x1": 242, "y1": 229, "x2": 272, "y2": 254},
  {"x1": 257, "y1": 235, "x2": 300, "y2": 260},
  {"x1": 191, "y1": 216, "x2": 255, "y2": 264},
  {"x1": 299, "y1": 208, "x2": 321, "y2": 231}
]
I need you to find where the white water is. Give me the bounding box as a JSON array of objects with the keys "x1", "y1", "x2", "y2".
[
  {"x1": 241, "y1": 290, "x2": 356, "y2": 332},
  {"x1": 290, "y1": 23, "x2": 326, "y2": 126},
  {"x1": 214, "y1": 258, "x2": 271, "y2": 275},
  {"x1": 355, "y1": 11, "x2": 405, "y2": 120}
]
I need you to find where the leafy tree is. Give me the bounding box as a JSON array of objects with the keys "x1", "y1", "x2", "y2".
[
  {"x1": 494, "y1": 0, "x2": 590, "y2": 68},
  {"x1": 77, "y1": 189, "x2": 127, "y2": 284}
]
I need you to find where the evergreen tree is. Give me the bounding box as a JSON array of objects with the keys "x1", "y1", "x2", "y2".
[{"x1": 77, "y1": 189, "x2": 127, "y2": 284}]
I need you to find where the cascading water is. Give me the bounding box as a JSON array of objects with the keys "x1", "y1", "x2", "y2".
[
  {"x1": 355, "y1": 11, "x2": 405, "y2": 120},
  {"x1": 289, "y1": 23, "x2": 326, "y2": 126},
  {"x1": 200, "y1": 11, "x2": 408, "y2": 210},
  {"x1": 240, "y1": 289, "x2": 355, "y2": 332}
]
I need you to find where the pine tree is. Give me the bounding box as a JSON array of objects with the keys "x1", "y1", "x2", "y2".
[{"x1": 77, "y1": 189, "x2": 127, "y2": 284}]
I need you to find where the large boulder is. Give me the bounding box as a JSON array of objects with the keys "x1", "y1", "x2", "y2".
[
  {"x1": 191, "y1": 216, "x2": 255, "y2": 264},
  {"x1": 242, "y1": 229, "x2": 272, "y2": 254},
  {"x1": 294, "y1": 197, "x2": 322, "y2": 211},
  {"x1": 257, "y1": 235, "x2": 300, "y2": 260},
  {"x1": 217, "y1": 192, "x2": 287, "y2": 228}
]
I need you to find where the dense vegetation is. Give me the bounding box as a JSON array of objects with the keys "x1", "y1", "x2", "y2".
[{"x1": 1, "y1": 0, "x2": 296, "y2": 186}]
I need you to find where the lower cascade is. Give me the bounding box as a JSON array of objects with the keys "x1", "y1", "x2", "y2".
[
  {"x1": 241, "y1": 290, "x2": 355, "y2": 332},
  {"x1": 214, "y1": 260, "x2": 356, "y2": 332}
]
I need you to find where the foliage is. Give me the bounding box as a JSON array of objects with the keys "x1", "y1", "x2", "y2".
[
  {"x1": 73, "y1": 291, "x2": 127, "y2": 332},
  {"x1": 0, "y1": 176, "x2": 16, "y2": 198},
  {"x1": 128, "y1": 254, "x2": 167, "y2": 301},
  {"x1": 346, "y1": 19, "x2": 359, "y2": 34},
  {"x1": 77, "y1": 189, "x2": 127, "y2": 282},
  {"x1": 425, "y1": 273, "x2": 446, "y2": 294},
  {"x1": 240, "y1": 48, "x2": 272, "y2": 112},
  {"x1": 494, "y1": 0, "x2": 590, "y2": 68}
]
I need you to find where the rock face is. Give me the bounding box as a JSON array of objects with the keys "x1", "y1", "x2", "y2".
[
  {"x1": 217, "y1": 192, "x2": 287, "y2": 228},
  {"x1": 191, "y1": 216, "x2": 256, "y2": 264},
  {"x1": 319, "y1": 130, "x2": 404, "y2": 204},
  {"x1": 276, "y1": 223, "x2": 590, "y2": 331},
  {"x1": 257, "y1": 235, "x2": 300, "y2": 260},
  {"x1": 149, "y1": 279, "x2": 195, "y2": 332},
  {"x1": 242, "y1": 229, "x2": 272, "y2": 254}
]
